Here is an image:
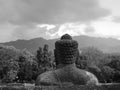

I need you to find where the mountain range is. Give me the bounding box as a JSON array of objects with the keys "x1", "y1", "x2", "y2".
[{"x1": 1, "y1": 35, "x2": 120, "y2": 53}]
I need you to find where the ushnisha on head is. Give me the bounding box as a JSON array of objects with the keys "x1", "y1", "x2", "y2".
[{"x1": 54, "y1": 34, "x2": 78, "y2": 64}]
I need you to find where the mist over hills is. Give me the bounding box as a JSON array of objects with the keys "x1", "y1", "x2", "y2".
[{"x1": 1, "y1": 35, "x2": 120, "y2": 53}]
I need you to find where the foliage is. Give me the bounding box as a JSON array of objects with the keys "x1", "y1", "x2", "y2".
[
  {"x1": 1, "y1": 44, "x2": 120, "y2": 84},
  {"x1": 36, "y1": 44, "x2": 55, "y2": 74},
  {"x1": 0, "y1": 45, "x2": 20, "y2": 83},
  {"x1": 17, "y1": 49, "x2": 38, "y2": 82},
  {"x1": 101, "y1": 66, "x2": 115, "y2": 83},
  {"x1": 105, "y1": 55, "x2": 120, "y2": 83},
  {"x1": 107, "y1": 57, "x2": 120, "y2": 71},
  {"x1": 76, "y1": 58, "x2": 87, "y2": 69},
  {"x1": 0, "y1": 45, "x2": 39, "y2": 83},
  {"x1": 6, "y1": 70, "x2": 18, "y2": 82},
  {"x1": 76, "y1": 47, "x2": 120, "y2": 83},
  {"x1": 80, "y1": 47, "x2": 104, "y2": 66}
]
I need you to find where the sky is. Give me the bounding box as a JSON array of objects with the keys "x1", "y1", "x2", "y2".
[{"x1": 0, "y1": 0, "x2": 120, "y2": 42}]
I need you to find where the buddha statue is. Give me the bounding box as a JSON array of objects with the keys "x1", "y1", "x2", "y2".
[{"x1": 35, "y1": 34, "x2": 99, "y2": 86}]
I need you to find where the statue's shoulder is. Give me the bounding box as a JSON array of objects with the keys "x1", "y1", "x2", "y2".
[
  {"x1": 85, "y1": 71, "x2": 99, "y2": 85},
  {"x1": 75, "y1": 68, "x2": 99, "y2": 85},
  {"x1": 39, "y1": 71, "x2": 54, "y2": 79},
  {"x1": 35, "y1": 70, "x2": 58, "y2": 85}
]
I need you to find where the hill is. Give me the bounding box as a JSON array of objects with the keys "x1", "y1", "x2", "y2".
[{"x1": 1, "y1": 35, "x2": 120, "y2": 53}]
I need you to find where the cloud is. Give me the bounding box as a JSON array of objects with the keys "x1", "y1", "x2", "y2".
[
  {"x1": 38, "y1": 24, "x2": 56, "y2": 30},
  {"x1": 92, "y1": 18, "x2": 120, "y2": 38},
  {"x1": 84, "y1": 25, "x2": 96, "y2": 34},
  {"x1": 0, "y1": 0, "x2": 110, "y2": 25},
  {"x1": 46, "y1": 23, "x2": 87, "y2": 39},
  {"x1": 112, "y1": 16, "x2": 120, "y2": 23}
]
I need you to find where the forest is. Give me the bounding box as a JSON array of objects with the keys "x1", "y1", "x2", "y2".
[{"x1": 0, "y1": 44, "x2": 120, "y2": 84}]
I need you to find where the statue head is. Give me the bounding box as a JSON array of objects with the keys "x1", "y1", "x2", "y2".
[{"x1": 54, "y1": 34, "x2": 78, "y2": 65}]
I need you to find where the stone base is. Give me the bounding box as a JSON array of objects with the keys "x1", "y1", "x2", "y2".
[{"x1": 0, "y1": 83, "x2": 120, "y2": 90}]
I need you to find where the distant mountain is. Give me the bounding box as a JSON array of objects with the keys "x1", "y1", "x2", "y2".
[{"x1": 1, "y1": 35, "x2": 120, "y2": 53}]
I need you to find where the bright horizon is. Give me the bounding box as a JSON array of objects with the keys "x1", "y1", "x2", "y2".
[{"x1": 0, "y1": 0, "x2": 120, "y2": 42}]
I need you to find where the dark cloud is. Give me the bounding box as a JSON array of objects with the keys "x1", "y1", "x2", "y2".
[
  {"x1": 12, "y1": 24, "x2": 48, "y2": 40},
  {"x1": 0, "y1": 0, "x2": 110, "y2": 25}
]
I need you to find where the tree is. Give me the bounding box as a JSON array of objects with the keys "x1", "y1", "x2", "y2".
[
  {"x1": 107, "y1": 57, "x2": 120, "y2": 71},
  {"x1": 80, "y1": 47, "x2": 104, "y2": 67},
  {"x1": 0, "y1": 45, "x2": 20, "y2": 83},
  {"x1": 36, "y1": 47, "x2": 43, "y2": 66},
  {"x1": 101, "y1": 66, "x2": 115, "y2": 83},
  {"x1": 17, "y1": 49, "x2": 38, "y2": 82},
  {"x1": 36, "y1": 44, "x2": 55, "y2": 74},
  {"x1": 105, "y1": 55, "x2": 120, "y2": 83}
]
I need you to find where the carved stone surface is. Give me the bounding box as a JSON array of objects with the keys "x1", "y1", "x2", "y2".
[{"x1": 35, "y1": 64, "x2": 99, "y2": 86}]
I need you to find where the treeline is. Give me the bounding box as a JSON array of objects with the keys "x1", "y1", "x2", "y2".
[
  {"x1": 0, "y1": 44, "x2": 55, "y2": 83},
  {"x1": 76, "y1": 47, "x2": 120, "y2": 83},
  {"x1": 0, "y1": 44, "x2": 120, "y2": 83}
]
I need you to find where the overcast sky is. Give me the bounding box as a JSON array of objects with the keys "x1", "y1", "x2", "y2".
[{"x1": 0, "y1": 0, "x2": 120, "y2": 42}]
